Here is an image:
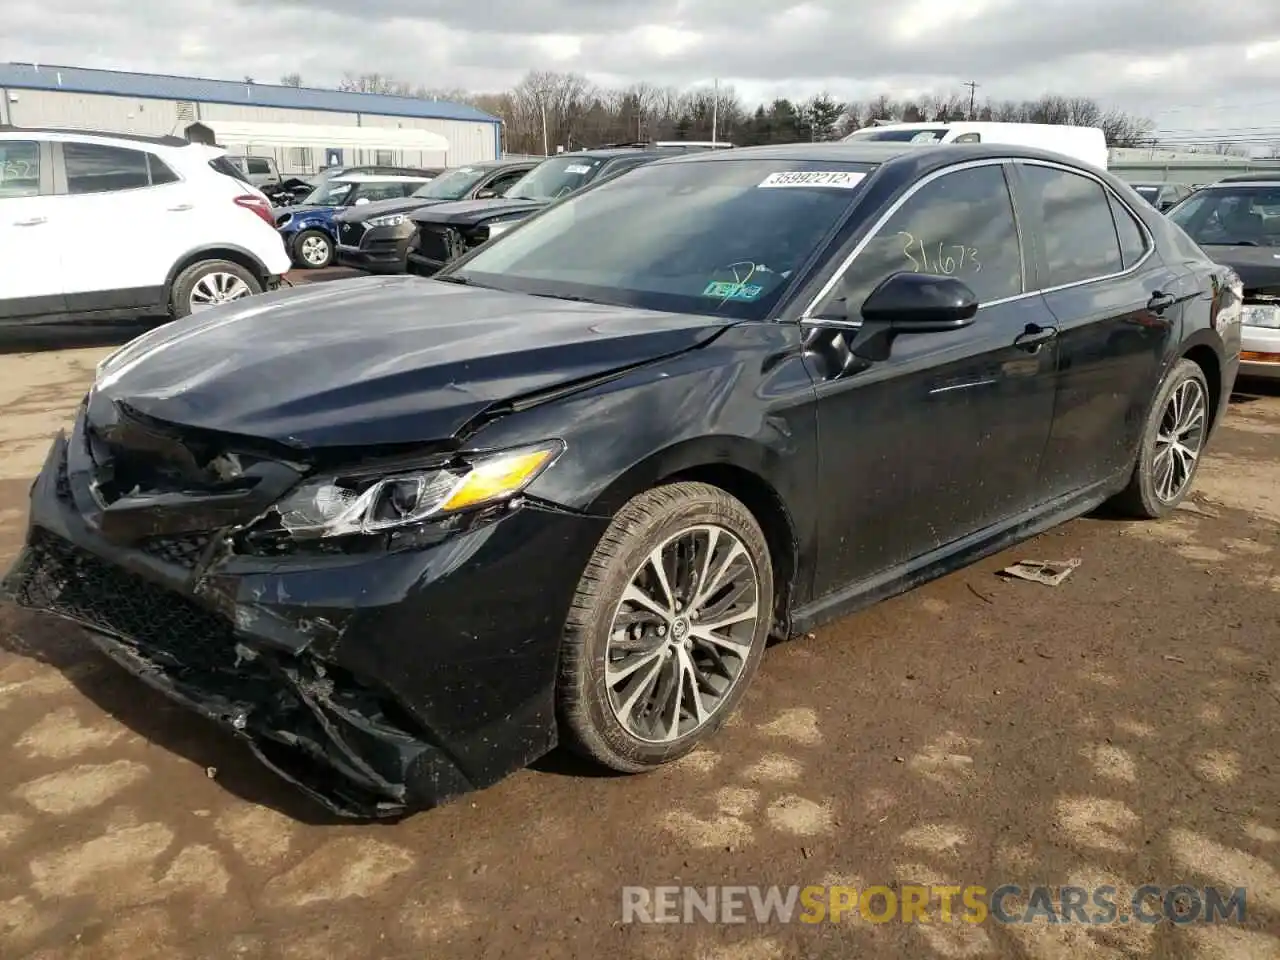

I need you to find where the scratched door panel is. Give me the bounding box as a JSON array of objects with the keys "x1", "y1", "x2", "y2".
[{"x1": 1013, "y1": 162, "x2": 1184, "y2": 497}]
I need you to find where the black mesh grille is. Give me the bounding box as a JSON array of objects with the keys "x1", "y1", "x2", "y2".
[
  {"x1": 416, "y1": 225, "x2": 453, "y2": 263},
  {"x1": 55, "y1": 456, "x2": 71, "y2": 502},
  {"x1": 338, "y1": 221, "x2": 367, "y2": 246},
  {"x1": 138, "y1": 533, "x2": 213, "y2": 569},
  {"x1": 11, "y1": 530, "x2": 237, "y2": 676}
]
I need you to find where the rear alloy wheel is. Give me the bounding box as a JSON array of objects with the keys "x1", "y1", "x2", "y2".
[
  {"x1": 293, "y1": 229, "x2": 333, "y2": 269},
  {"x1": 170, "y1": 259, "x2": 262, "y2": 319},
  {"x1": 1110, "y1": 358, "x2": 1211, "y2": 519},
  {"x1": 559, "y1": 482, "x2": 773, "y2": 772}
]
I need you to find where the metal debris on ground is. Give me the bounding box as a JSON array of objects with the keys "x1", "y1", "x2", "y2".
[{"x1": 997, "y1": 558, "x2": 1082, "y2": 586}]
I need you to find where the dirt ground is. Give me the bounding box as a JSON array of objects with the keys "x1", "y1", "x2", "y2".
[{"x1": 0, "y1": 332, "x2": 1277, "y2": 959}]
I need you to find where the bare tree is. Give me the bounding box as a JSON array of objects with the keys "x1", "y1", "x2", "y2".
[
  {"x1": 305, "y1": 72, "x2": 1153, "y2": 152},
  {"x1": 279, "y1": 73, "x2": 303, "y2": 87}
]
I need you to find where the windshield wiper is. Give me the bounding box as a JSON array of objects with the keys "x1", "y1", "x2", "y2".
[
  {"x1": 1212, "y1": 239, "x2": 1260, "y2": 246},
  {"x1": 522, "y1": 290, "x2": 607, "y2": 305},
  {"x1": 432, "y1": 274, "x2": 471, "y2": 285}
]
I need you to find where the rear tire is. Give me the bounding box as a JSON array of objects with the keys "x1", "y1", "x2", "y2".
[
  {"x1": 558, "y1": 482, "x2": 773, "y2": 773},
  {"x1": 169, "y1": 260, "x2": 261, "y2": 319},
  {"x1": 1108, "y1": 358, "x2": 1211, "y2": 519},
  {"x1": 292, "y1": 229, "x2": 333, "y2": 269}
]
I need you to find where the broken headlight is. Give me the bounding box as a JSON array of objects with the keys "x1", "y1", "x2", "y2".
[{"x1": 275, "y1": 440, "x2": 564, "y2": 538}]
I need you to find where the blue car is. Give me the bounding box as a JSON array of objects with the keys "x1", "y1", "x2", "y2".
[{"x1": 274, "y1": 173, "x2": 435, "y2": 269}]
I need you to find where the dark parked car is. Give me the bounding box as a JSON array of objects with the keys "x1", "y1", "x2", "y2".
[
  {"x1": 1129, "y1": 181, "x2": 1194, "y2": 212},
  {"x1": 334, "y1": 159, "x2": 538, "y2": 273},
  {"x1": 275, "y1": 174, "x2": 435, "y2": 269},
  {"x1": 263, "y1": 166, "x2": 444, "y2": 206},
  {"x1": 404, "y1": 147, "x2": 683, "y2": 275},
  {"x1": 1165, "y1": 176, "x2": 1280, "y2": 379},
  {"x1": 2, "y1": 142, "x2": 1241, "y2": 819}
]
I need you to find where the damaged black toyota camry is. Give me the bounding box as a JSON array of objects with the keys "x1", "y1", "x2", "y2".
[{"x1": 3, "y1": 142, "x2": 1241, "y2": 818}]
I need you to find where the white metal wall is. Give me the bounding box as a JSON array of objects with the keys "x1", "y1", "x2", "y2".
[
  {"x1": 2, "y1": 89, "x2": 499, "y2": 170},
  {"x1": 4, "y1": 89, "x2": 186, "y2": 136}
]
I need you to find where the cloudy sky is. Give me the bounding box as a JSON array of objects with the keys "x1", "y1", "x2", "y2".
[{"x1": 10, "y1": 0, "x2": 1280, "y2": 142}]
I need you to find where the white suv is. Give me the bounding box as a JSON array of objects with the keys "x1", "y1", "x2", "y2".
[{"x1": 0, "y1": 127, "x2": 292, "y2": 327}]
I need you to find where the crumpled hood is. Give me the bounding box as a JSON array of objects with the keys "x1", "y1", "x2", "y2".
[
  {"x1": 409, "y1": 197, "x2": 546, "y2": 227},
  {"x1": 1200, "y1": 244, "x2": 1280, "y2": 292},
  {"x1": 93, "y1": 275, "x2": 729, "y2": 449}
]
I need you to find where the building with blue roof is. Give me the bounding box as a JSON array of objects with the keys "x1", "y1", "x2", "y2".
[{"x1": 0, "y1": 62, "x2": 503, "y2": 171}]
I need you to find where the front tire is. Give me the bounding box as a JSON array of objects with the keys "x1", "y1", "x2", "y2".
[
  {"x1": 1109, "y1": 358, "x2": 1211, "y2": 519},
  {"x1": 558, "y1": 482, "x2": 773, "y2": 773},
  {"x1": 169, "y1": 260, "x2": 262, "y2": 319},
  {"x1": 292, "y1": 229, "x2": 333, "y2": 269}
]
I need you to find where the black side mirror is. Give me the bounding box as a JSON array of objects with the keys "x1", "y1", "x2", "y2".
[
  {"x1": 475, "y1": 188, "x2": 497, "y2": 199},
  {"x1": 860, "y1": 272, "x2": 979, "y2": 331}
]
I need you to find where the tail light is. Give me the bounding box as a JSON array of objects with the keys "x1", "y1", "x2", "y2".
[{"x1": 234, "y1": 194, "x2": 275, "y2": 228}]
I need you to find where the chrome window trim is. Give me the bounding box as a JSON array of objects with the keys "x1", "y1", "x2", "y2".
[
  {"x1": 799, "y1": 156, "x2": 1156, "y2": 325},
  {"x1": 1018, "y1": 157, "x2": 1155, "y2": 293}
]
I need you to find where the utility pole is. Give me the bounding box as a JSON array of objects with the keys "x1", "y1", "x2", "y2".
[
  {"x1": 541, "y1": 102, "x2": 549, "y2": 156},
  {"x1": 963, "y1": 80, "x2": 979, "y2": 121},
  {"x1": 711, "y1": 78, "x2": 719, "y2": 145}
]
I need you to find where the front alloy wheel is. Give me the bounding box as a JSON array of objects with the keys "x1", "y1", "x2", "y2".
[
  {"x1": 605, "y1": 525, "x2": 760, "y2": 743},
  {"x1": 559, "y1": 482, "x2": 773, "y2": 772},
  {"x1": 293, "y1": 229, "x2": 333, "y2": 269}
]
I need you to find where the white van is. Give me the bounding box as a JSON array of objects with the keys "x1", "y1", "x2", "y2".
[{"x1": 842, "y1": 121, "x2": 1108, "y2": 170}]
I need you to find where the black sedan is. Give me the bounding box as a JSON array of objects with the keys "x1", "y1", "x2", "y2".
[
  {"x1": 333, "y1": 160, "x2": 538, "y2": 273},
  {"x1": 2, "y1": 142, "x2": 1242, "y2": 819}
]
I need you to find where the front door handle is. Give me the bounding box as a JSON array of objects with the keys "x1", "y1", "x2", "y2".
[
  {"x1": 1148, "y1": 291, "x2": 1176, "y2": 312},
  {"x1": 167, "y1": 204, "x2": 193, "y2": 212},
  {"x1": 1013, "y1": 323, "x2": 1058, "y2": 351},
  {"x1": 13, "y1": 217, "x2": 46, "y2": 226}
]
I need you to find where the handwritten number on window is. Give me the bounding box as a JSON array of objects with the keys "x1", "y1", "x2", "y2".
[{"x1": 897, "y1": 232, "x2": 980, "y2": 274}]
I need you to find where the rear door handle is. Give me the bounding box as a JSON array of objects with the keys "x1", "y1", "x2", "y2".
[
  {"x1": 13, "y1": 217, "x2": 46, "y2": 226},
  {"x1": 1013, "y1": 323, "x2": 1058, "y2": 351},
  {"x1": 167, "y1": 204, "x2": 193, "y2": 212},
  {"x1": 1148, "y1": 291, "x2": 1176, "y2": 312}
]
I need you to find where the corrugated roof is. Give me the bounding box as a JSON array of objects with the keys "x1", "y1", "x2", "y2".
[{"x1": 0, "y1": 62, "x2": 499, "y2": 124}]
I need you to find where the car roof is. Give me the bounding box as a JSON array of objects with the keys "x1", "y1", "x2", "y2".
[
  {"x1": 0, "y1": 124, "x2": 191, "y2": 148},
  {"x1": 650, "y1": 140, "x2": 1112, "y2": 175},
  {"x1": 558, "y1": 146, "x2": 695, "y2": 160},
  {"x1": 1213, "y1": 173, "x2": 1280, "y2": 184},
  {"x1": 331, "y1": 173, "x2": 434, "y2": 184},
  {"x1": 456, "y1": 159, "x2": 536, "y2": 170}
]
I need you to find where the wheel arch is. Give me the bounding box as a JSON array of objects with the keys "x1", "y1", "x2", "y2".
[
  {"x1": 164, "y1": 245, "x2": 271, "y2": 293},
  {"x1": 584, "y1": 437, "x2": 801, "y2": 638},
  {"x1": 1180, "y1": 341, "x2": 1224, "y2": 429}
]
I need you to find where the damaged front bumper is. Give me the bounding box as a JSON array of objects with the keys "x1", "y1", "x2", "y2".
[{"x1": 2, "y1": 414, "x2": 608, "y2": 818}]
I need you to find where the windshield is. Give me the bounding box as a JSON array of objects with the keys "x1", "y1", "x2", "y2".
[
  {"x1": 412, "y1": 166, "x2": 490, "y2": 199},
  {"x1": 846, "y1": 128, "x2": 949, "y2": 143},
  {"x1": 452, "y1": 159, "x2": 876, "y2": 320},
  {"x1": 504, "y1": 155, "x2": 607, "y2": 201},
  {"x1": 1167, "y1": 186, "x2": 1280, "y2": 246},
  {"x1": 301, "y1": 180, "x2": 355, "y2": 206}
]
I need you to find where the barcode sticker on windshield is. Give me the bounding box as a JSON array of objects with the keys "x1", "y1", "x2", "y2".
[
  {"x1": 564, "y1": 164, "x2": 592, "y2": 174},
  {"x1": 758, "y1": 171, "x2": 866, "y2": 188}
]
